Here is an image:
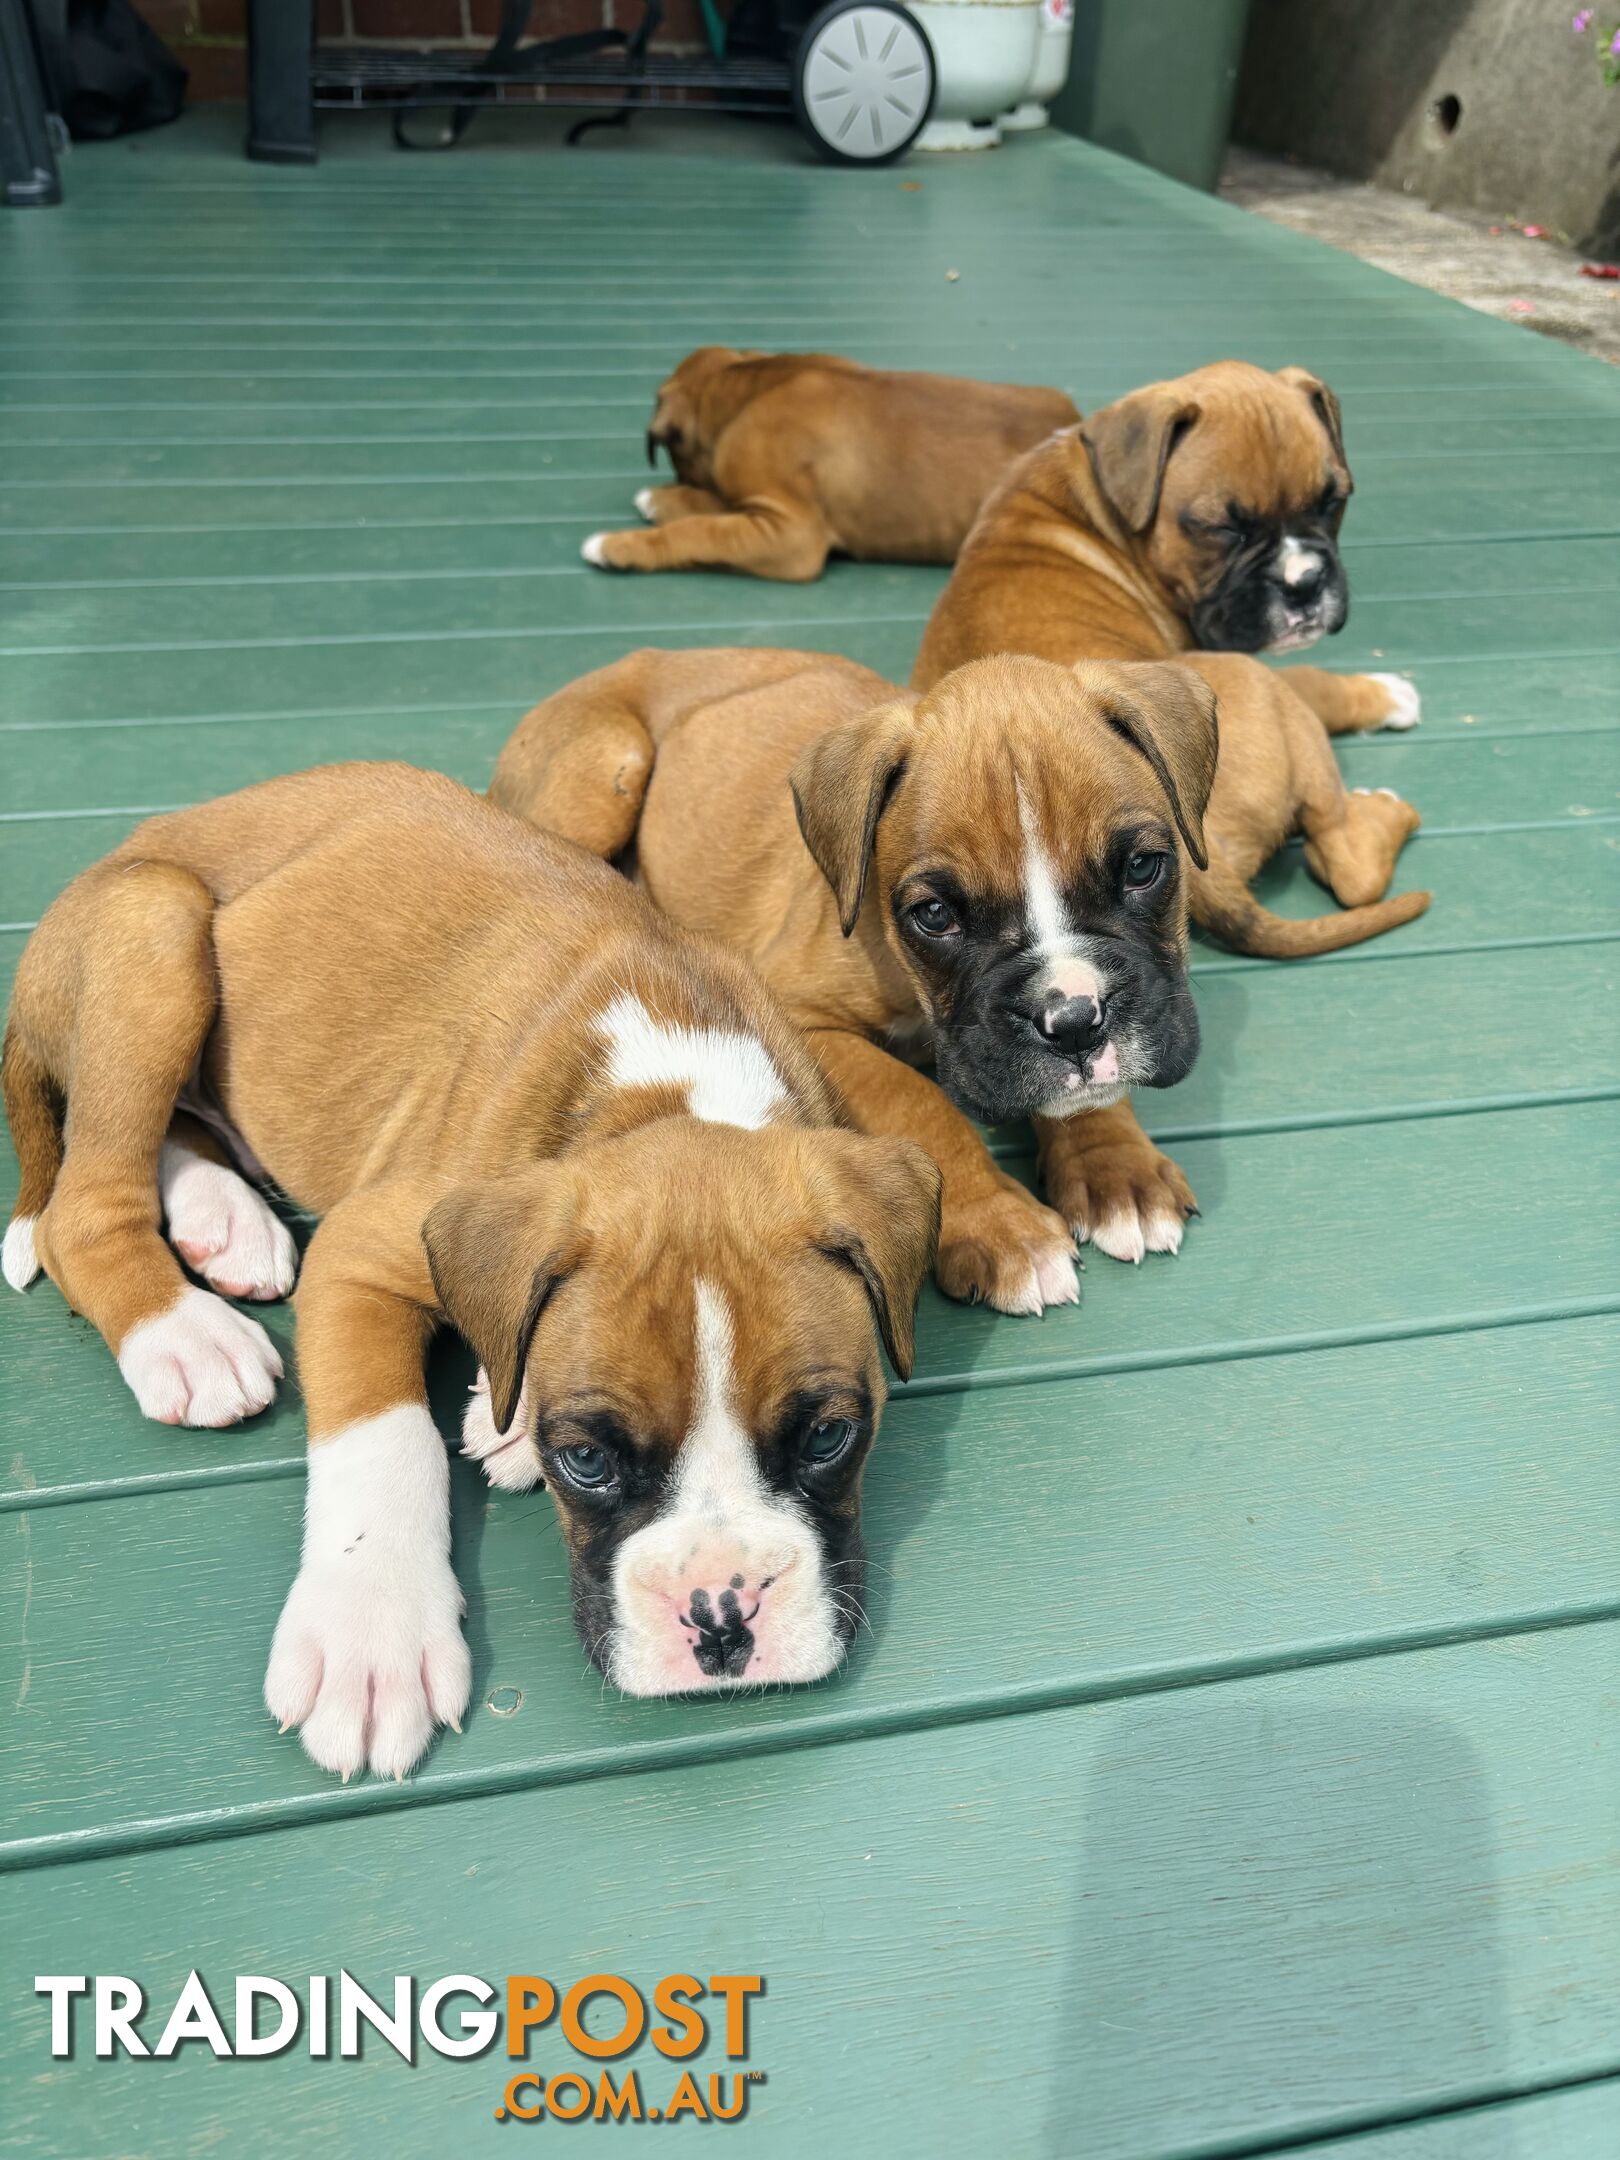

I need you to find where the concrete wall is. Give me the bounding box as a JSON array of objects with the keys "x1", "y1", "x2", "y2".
[{"x1": 1234, "y1": 0, "x2": 1620, "y2": 257}]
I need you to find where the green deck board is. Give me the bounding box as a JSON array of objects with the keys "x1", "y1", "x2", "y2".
[
  {"x1": 2, "y1": 665, "x2": 1615, "y2": 822},
  {"x1": 2, "y1": 1627, "x2": 1616, "y2": 2159},
  {"x1": 4, "y1": 556, "x2": 1618, "y2": 671},
  {"x1": 1304, "y1": 2083, "x2": 1620, "y2": 2160},
  {"x1": 3, "y1": 621, "x2": 1617, "y2": 738},
  {"x1": 3, "y1": 103, "x2": 1619, "y2": 2157},
  {"x1": 6, "y1": 1098, "x2": 1618, "y2": 1507},
  {"x1": 7, "y1": 454, "x2": 1618, "y2": 540},
  {"x1": 6, "y1": 1314, "x2": 1618, "y2": 1863},
  {"x1": 8, "y1": 819, "x2": 1617, "y2": 970}
]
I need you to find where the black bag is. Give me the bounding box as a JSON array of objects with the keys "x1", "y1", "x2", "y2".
[{"x1": 34, "y1": 0, "x2": 187, "y2": 140}]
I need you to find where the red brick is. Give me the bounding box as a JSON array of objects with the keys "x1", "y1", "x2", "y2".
[
  {"x1": 645, "y1": 0, "x2": 707, "y2": 43},
  {"x1": 193, "y1": 0, "x2": 246, "y2": 33},
  {"x1": 317, "y1": 0, "x2": 349, "y2": 34},
  {"x1": 467, "y1": 0, "x2": 605, "y2": 34},
  {"x1": 175, "y1": 41, "x2": 248, "y2": 97},
  {"x1": 140, "y1": 0, "x2": 198, "y2": 37},
  {"x1": 350, "y1": 0, "x2": 468, "y2": 38}
]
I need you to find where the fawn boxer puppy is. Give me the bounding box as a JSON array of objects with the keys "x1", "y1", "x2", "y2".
[
  {"x1": 581, "y1": 347, "x2": 1078, "y2": 581},
  {"x1": 915, "y1": 360, "x2": 1431, "y2": 957},
  {"x1": 492, "y1": 648, "x2": 1214, "y2": 1319},
  {"x1": 2, "y1": 765, "x2": 939, "y2": 1777}
]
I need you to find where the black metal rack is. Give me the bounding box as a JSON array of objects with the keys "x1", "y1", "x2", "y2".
[{"x1": 249, "y1": 0, "x2": 801, "y2": 164}]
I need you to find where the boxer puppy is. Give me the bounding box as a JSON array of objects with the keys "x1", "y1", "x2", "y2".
[
  {"x1": 2, "y1": 765, "x2": 939, "y2": 1777},
  {"x1": 582, "y1": 347, "x2": 1078, "y2": 581},
  {"x1": 492, "y1": 648, "x2": 1213, "y2": 1320},
  {"x1": 915, "y1": 360, "x2": 1431, "y2": 957}
]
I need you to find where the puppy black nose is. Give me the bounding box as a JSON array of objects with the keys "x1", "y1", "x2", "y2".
[
  {"x1": 1036, "y1": 994, "x2": 1108, "y2": 1060},
  {"x1": 1275, "y1": 545, "x2": 1330, "y2": 603},
  {"x1": 685, "y1": 1587, "x2": 756, "y2": 1679}
]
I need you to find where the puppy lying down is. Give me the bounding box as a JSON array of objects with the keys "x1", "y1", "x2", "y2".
[
  {"x1": 582, "y1": 346, "x2": 1078, "y2": 581},
  {"x1": 915, "y1": 360, "x2": 1431, "y2": 959},
  {"x1": 3, "y1": 764, "x2": 940, "y2": 1776},
  {"x1": 495, "y1": 648, "x2": 1218, "y2": 1320}
]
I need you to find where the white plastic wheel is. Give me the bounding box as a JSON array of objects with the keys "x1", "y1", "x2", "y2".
[{"x1": 793, "y1": 2, "x2": 936, "y2": 165}]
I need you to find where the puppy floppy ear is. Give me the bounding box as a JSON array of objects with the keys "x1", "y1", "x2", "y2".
[
  {"x1": 1080, "y1": 386, "x2": 1201, "y2": 533},
  {"x1": 810, "y1": 1132, "x2": 941, "y2": 1382},
  {"x1": 422, "y1": 1165, "x2": 582, "y2": 1435},
  {"x1": 1093, "y1": 661, "x2": 1220, "y2": 873},
  {"x1": 1277, "y1": 365, "x2": 1350, "y2": 485},
  {"x1": 790, "y1": 701, "x2": 916, "y2": 937}
]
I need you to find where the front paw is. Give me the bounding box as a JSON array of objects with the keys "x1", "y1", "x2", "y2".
[
  {"x1": 582, "y1": 531, "x2": 634, "y2": 571},
  {"x1": 935, "y1": 1181, "x2": 1079, "y2": 1316},
  {"x1": 266, "y1": 1554, "x2": 470, "y2": 1781},
  {"x1": 1366, "y1": 672, "x2": 1421, "y2": 730},
  {"x1": 264, "y1": 1407, "x2": 472, "y2": 1780},
  {"x1": 461, "y1": 1366, "x2": 542, "y2": 1492},
  {"x1": 1045, "y1": 1142, "x2": 1196, "y2": 1265}
]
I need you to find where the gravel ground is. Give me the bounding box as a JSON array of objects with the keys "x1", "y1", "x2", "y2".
[{"x1": 1220, "y1": 146, "x2": 1620, "y2": 365}]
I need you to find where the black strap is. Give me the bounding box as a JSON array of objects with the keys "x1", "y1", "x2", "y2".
[{"x1": 393, "y1": 0, "x2": 533, "y2": 152}]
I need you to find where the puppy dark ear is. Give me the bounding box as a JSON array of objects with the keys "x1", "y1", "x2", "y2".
[
  {"x1": 1277, "y1": 365, "x2": 1350, "y2": 483},
  {"x1": 790, "y1": 702, "x2": 916, "y2": 937},
  {"x1": 1095, "y1": 661, "x2": 1220, "y2": 872},
  {"x1": 812, "y1": 1133, "x2": 941, "y2": 1382},
  {"x1": 1080, "y1": 387, "x2": 1201, "y2": 533},
  {"x1": 422, "y1": 1166, "x2": 581, "y2": 1434}
]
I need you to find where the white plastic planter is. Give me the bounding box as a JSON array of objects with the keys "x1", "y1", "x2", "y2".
[
  {"x1": 907, "y1": 0, "x2": 1042, "y2": 150},
  {"x1": 1001, "y1": 0, "x2": 1074, "y2": 130}
]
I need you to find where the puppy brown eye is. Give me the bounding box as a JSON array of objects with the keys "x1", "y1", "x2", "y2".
[
  {"x1": 556, "y1": 1442, "x2": 614, "y2": 1490},
  {"x1": 1124, "y1": 851, "x2": 1166, "y2": 891},
  {"x1": 908, "y1": 898, "x2": 961, "y2": 938},
  {"x1": 801, "y1": 1417, "x2": 857, "y2": 1467}
]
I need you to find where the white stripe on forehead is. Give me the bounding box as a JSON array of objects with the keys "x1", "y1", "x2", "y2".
[
  {"x1": 674, "y1": 1279, "x2": 769, "y2": 1517},
  {"x1": 598, "y1": 994, "x2": 789, "y2": 1129},
  {"x1": 1017, "y1": 779, "x2": 1070, "y2": 956},
  {"x1": 1016, "y1": 782, "x2": 1106, "y2": 1005}
]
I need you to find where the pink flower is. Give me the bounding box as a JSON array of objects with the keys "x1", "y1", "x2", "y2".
[
  {"x1": 1572, "y1": 8, "x2": 1593, "y2": 29},
  {"x1": 1609, "y1": 25, "x2": 1620, "y2": 52}
]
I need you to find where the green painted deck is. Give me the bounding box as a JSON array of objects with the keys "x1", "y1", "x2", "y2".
[{"x1": 2, "y1": 106, "x2": 1618, "y2": 2159}]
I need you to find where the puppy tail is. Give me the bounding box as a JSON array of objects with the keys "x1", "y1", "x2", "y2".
[
  {"x1": 489, "y1": 655, "x2": 658, "y2": 861},
  {"x1": 2, "y1": 1021, "x2": 64, "y2": 1249},
  {"x1": 1190, "y1": 858, "x2": 1431, "y2": 959}
]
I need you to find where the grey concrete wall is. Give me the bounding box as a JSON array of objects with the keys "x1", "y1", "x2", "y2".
[{"x1": 1234, "y1": 0, "x2": 1620, "y2": 256}]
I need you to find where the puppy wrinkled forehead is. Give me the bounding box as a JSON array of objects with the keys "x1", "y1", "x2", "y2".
[{"x1": 899, "y1": 660, "x2": 1157, "y2": 876}]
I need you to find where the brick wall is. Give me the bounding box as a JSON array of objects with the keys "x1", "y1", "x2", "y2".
[{"x1": 140, "y1": 0, "x2": 710, "y2": 103}]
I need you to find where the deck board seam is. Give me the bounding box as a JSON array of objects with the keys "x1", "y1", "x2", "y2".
[
  {"x1": 8, "y1": 1294, "x2": 1617, "y2": 1516},
  {"x1": 5, "y1": 1600, "x2": 1618, "y2": 1877}
]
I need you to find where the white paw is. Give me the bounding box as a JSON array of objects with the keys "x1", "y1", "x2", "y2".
[
  {"x1": 581, "y1": 533, "x2": 610, "y2": 567},
  {"x1": 1086, "y1": 1202, "x2": 1184, "y2": 1265},
  {"x1": 160, "y1": 1140, "x2": 297, "y2": 1301},
  {"x1": 3, "y1": 1214, "x2": 39, "y2": 1291},
  {"x1": 1367, "y1": 673, "x2": 1421, "y2": 730},
  {"x1": 265, "y1": 1406, "x2": 471, "y2": 1781},
  {"x1": 634, "y1": 486, "x2": 657, "y2": 522},
  {"x1": 117, "y1": 1285, "x2": 283, "y2": 1427},
  {"x1": 461, "y1": 1367, "x2": 541, "y2": 1491},
  {"x1": 996, "y1": 1243, "x2": 1081, "y2": 1317}
]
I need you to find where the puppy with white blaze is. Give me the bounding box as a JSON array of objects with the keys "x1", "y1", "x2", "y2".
[{"x1": 2, "y1": 763, "x2": 940, "y2": 1778}]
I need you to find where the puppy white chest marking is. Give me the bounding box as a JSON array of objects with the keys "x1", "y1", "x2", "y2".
[
  {"x1": 1017, "y1": 783, "x2": 1104, "y2": 1005},
  {"x1": 598, "y1": 994, "x2": 788, "y2": 1130},
  {"x1": 676, "y1": 1280, "x2": 768, "y2": 1521}
]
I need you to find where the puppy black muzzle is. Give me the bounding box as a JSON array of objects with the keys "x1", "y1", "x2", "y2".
[
  {"x1": 1192, "y1": 537, "x2": 1349, "y2": 655},
  {"x1": 931, "y1": 948, "x2": 1200, "y2": 1126}
]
